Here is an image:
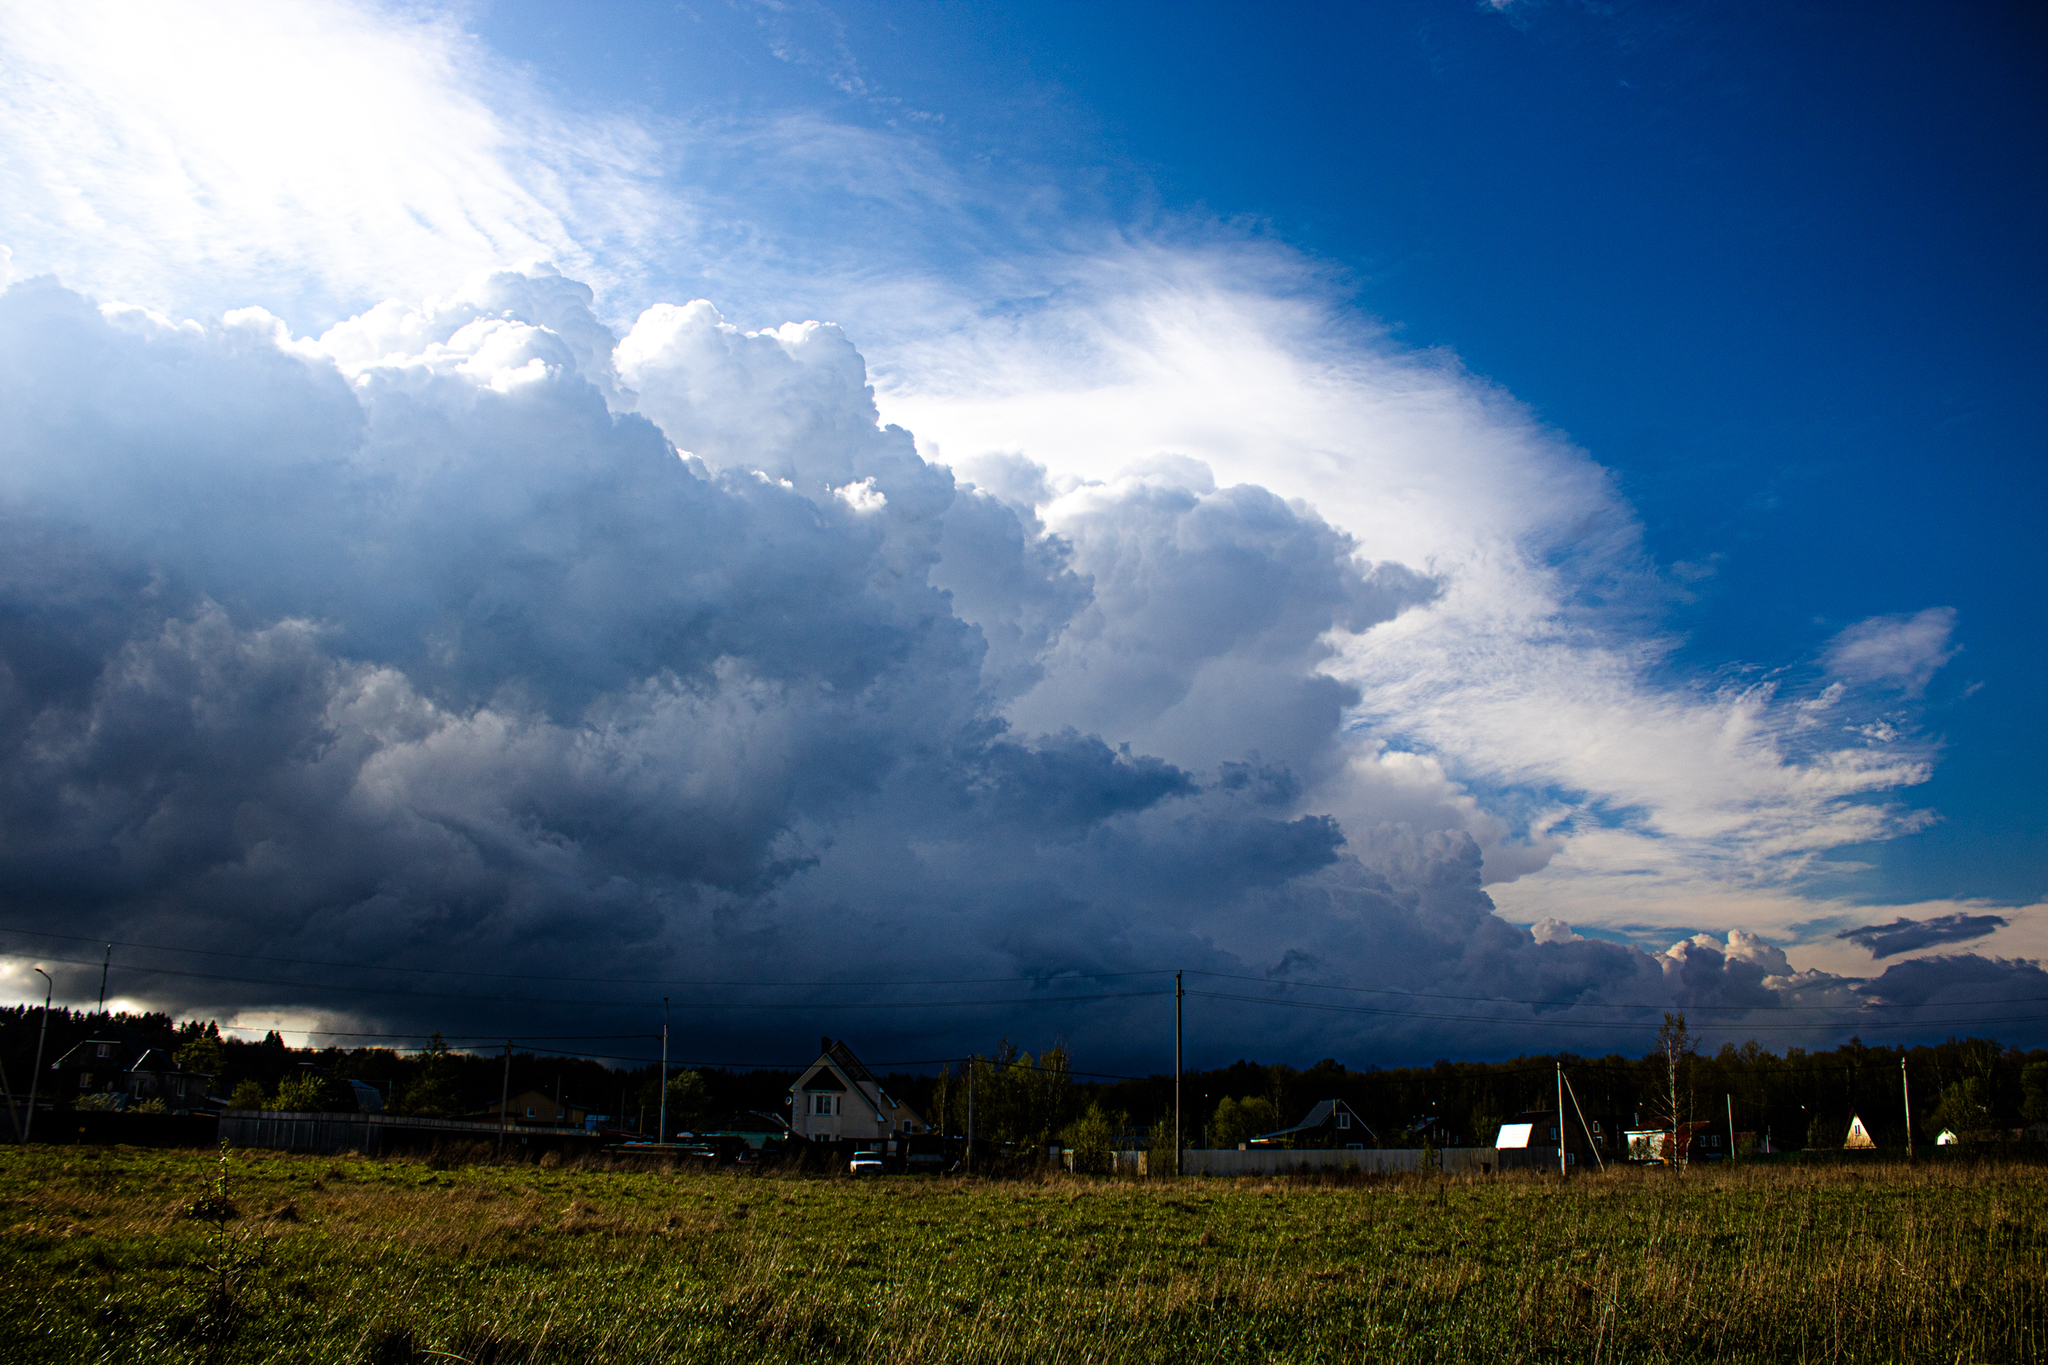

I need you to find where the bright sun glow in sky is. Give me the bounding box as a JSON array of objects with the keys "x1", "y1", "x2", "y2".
[{"x1": 0, "y1": 0, "x2": 2040, "y2": 1063}]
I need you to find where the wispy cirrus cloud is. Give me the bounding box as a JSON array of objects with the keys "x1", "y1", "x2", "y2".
[
  {"x1": 1823, "y1": 607, "x2": 1959, "y2": 696},
  {"x1": 0, "y1": 0, "x2": 671, "y2": 323}
]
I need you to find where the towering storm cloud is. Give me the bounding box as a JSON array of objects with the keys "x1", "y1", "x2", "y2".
[{"x1": 3, "y1": 267, "x2": 2035, "y2": 1065}]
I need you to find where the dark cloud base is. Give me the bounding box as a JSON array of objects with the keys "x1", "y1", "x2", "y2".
[{"x1": 1, "y1": 274, "x2": 2039, "y2": 1068}]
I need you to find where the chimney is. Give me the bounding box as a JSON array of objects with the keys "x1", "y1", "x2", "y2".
[{"x1": 820, "y1": 1036, "x2": 832, "y2": 1056}]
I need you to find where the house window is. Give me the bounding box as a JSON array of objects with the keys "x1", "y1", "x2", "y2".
[
  {"x1": 1337, "y1": 1113, "x2": 1350, "y2": 1130},
  {"x1": 79, "y1": 1073, "x2": 92, "y2": 1089},
  {"x1": 95, "y1": 1044, "x2": 111, "y2": 1059},
  {"x1": 901, "y1": 1120, "x2": 912, "y2": 1133},
  {"x1": 525, "y1": 1106, "x2": 535, "y2": 1117},
  {"x1": 813, "y1": 1094, "x2": 835, "y2": 1116}
]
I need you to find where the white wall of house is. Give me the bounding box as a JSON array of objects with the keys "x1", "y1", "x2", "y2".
[{"x1": 791, "y1": 1053, "x2": 925, "y2": 1143}]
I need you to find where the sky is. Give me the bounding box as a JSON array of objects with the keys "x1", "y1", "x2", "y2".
[{"x1": 0, "y1": 0, "x2": 2041, "y2": 1072}]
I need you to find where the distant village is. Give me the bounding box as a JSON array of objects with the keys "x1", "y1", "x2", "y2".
[{"x1": 5, "y1": 1006, "x2": 2045, "y2": 1171}]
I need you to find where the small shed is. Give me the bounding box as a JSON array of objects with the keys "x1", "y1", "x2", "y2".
[
  {"x1": 482, "y1": 1090, "x2": 589, "y2": 1127},
  {"x1": 1844, "y1": 1114, "x2": 1877, "y2": 1150}
]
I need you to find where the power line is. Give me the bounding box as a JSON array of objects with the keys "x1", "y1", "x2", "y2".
[
  {"x1": 1187, "y1": 989, "x2": 2048, "y2": 1032},
  {"x1": 280, "y1": 1031, "x2": 659, "y2": 1042},
  {"x1": 8, "y1": 924, "x2": 2038, "y2": 1017},
  {"x1": 234, "y1": 1030, "x2": 1150, "y2": 1080},
  {"x1": 1183, "y1": 969, "x2": 2048, "y2": 1013},
  {"x1": 7, "y1": 939, "x2": 2040, "y2": 1040},
  {"x1": 0, "y1": 925, "x2": 1166, "y2": 989},
  {"x1": 2, "y1": 951, "x2": 1171, "y2": 1011}
]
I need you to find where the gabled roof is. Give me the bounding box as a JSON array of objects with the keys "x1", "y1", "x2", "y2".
[
  {"x1": 1254, "y1": 1098, "x2": 1370, "y2": 1141},
  {"x1": 787, "y1": 1039, "x2": 924, "y2": 1128},
  {"x1": 49, "y1": 1035, "x2": 141, "y2": 1071},
  {"x1": 790, "y1": 1038, "x2": 886, "y2": 1120},
  {"x1": 823, "y1": 1037, "x2": 876, "y2": 1084}
]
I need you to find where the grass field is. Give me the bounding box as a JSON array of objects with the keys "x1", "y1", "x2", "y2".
[{"x1": 1, "y1": 1145, "x2": 2042, "y2": 1363}]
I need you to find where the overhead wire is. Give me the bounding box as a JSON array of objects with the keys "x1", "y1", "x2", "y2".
[
  {"x1": 1182, "y1": 968, "x2": 2048, "y2": 1013},
  {"x1": 0, "y1": 925, "x2": 1167, "y2": 989},
  {"x1": 1187, "y1": 988, "x2": 2048, "y2": 1032},
  {"x1": 2, "y1": 950, "x2": 1171, "y2": 1011},
  {"x1": 5, "y1": 931, "x2": 2040, "y2": 1038}
]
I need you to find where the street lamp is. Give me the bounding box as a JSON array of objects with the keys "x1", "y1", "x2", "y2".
[{"x1": 24, "y1": 968, "x2": 52, "y2": 1144}]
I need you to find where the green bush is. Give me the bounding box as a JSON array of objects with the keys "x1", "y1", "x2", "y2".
[
  {"x1": 265, "y1": 1074, "x2": 326, "y2": 1112},
  {"x1": 1060, "y1": 1101, "x2": 1126, "y2": 1174}
]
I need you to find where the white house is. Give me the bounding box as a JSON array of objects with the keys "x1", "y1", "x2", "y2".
[{"x1": 789, "y1": 1037, "x2": 927, "y2": 1145}]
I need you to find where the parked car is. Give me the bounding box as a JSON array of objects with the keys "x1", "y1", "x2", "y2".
[{"x1": 848, "y1": 1150, "x2": 884, "y2": 1176}]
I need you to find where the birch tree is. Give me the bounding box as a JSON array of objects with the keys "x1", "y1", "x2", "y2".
[{"x1": 1653, "y1": 1012, "x2": 1695, "y2": 1167}]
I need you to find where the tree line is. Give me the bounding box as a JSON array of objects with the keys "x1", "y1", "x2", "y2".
[{"x1": 5, "y1": 1006, "x2": 2044, "y2": 1152}]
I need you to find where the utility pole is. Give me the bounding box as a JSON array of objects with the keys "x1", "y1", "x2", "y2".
[
  {"x1": 24, "y1": 968, "x2": 52, "y2": 1145},
  {"x1": 659, "y1": 997, "x2": 670, "y2": 1144},
  {"x1": 1900, "y1": 1056, "x2": 1913, "y2": 1161},
  {"x1": 1727, "y1": 1093, "x2": 1738, "y2": 1164},
  {"x1": 1561, "y1": 1068, "x2": 1605, "y2": 1173},
  {"x1": 497, "y1": 1041, "x2": 511, "y2": 1158},
  {"x1": 96, "y1": 945, "x2": 110, "y2": 1016},
  {"x1": 1556, "y1": 1062, "x2": 1567, "y2": 1176},
  {"x1": 1174, "y1": 970, "x2": 1184, "y2": 1179},
  {"x1": 966, "y1": 1061, "x2": 975, "y2": 1176},
  {"x1": 0, "y1": 1057, "x2": 20, "y2": 1143}
]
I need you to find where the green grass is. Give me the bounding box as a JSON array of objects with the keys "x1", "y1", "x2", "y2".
[{"x1": 1, "y1": 1145, "x2": 2041, "y2": 1363}]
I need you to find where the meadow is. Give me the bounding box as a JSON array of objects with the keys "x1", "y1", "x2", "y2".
[{"x1": 0, "y1": 1145, "x2": 2041, "y2": 1364}]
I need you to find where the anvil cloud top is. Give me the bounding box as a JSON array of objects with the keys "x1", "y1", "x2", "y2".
[{"x1": 0, "y1": 0, "x2": 2040, "y2": 1065}]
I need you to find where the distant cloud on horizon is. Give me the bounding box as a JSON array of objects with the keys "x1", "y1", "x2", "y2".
[{"x1": 1838, "y1": 912, "x2": 2009, "y2": 960}]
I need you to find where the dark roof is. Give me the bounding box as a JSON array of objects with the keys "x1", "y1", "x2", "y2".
[
  {"x1": 49, "y1": 1037, "x2": 136, "y2": 1070},
  {"x1": 1254, "y1": 1099, "x2": 1372, "y2": 1141},
  {"x1": 823, "y1": 1037, "x2": 876, "y2": 1084}
]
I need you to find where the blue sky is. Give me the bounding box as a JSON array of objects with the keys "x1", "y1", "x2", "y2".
[
  {"x1": 474, "y1": 0, "x2": 2046, "y2": 913},
  {"x1": 0, "y1": 0, "x2": 2041, "y2": 1061}
]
